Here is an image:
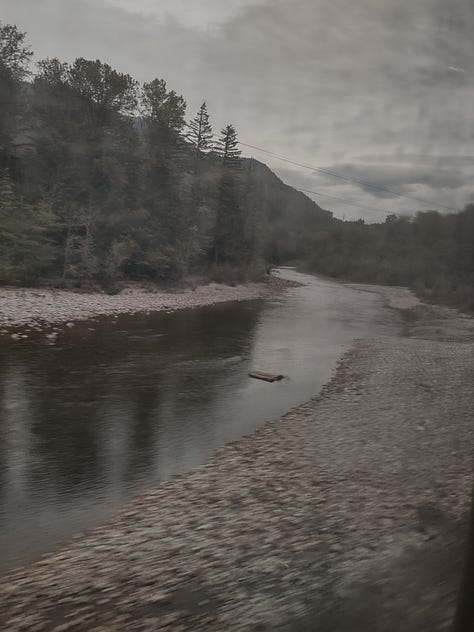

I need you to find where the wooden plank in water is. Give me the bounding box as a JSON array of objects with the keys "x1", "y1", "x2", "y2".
[{"x1": 249, "y1": 371, "x2": 284, "y2": 383}]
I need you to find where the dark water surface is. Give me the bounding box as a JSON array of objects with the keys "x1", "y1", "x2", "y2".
[{"x1": 0, "y1": 270, "x2": 398, "y2": 570}]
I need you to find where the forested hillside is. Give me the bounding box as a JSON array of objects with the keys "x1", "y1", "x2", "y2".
[
  {"x1": 1, "y1": 22, "x2": 473, "y2": 311},
  {"x1": 0, "y1": 22, "x2": 330, "y2": 288}
]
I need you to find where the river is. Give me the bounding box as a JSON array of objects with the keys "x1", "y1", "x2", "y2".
[{"x1": 0, "y1": 270, "x2": 399, "y2": 570}]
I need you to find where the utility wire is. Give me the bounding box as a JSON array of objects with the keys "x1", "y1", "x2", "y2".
[
  {"x1": 294, "y1": 186, "x2": 392, "y2": 217},
  {"x1": 243, "y1": 143, "x2": 395, "y2": 217},
  {"x1": 239, "y1": 141, "x2": 459, "y2": 213}
]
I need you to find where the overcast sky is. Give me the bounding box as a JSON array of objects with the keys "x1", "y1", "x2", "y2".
[{"x1": 1, "y1": 0, "x2": 473, "y2": 220}]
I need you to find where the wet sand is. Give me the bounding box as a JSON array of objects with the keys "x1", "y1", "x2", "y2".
[{"x1": 0, "y1": 283, "x2": 473, "y2": 631}]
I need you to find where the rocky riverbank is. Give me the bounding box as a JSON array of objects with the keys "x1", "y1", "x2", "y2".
[
  {"x1": 0, "y1": 276, "x2": 294, "y2": 335},
  {"x1": 1, "y1": 284, "x2": 473, "y2": 631}
]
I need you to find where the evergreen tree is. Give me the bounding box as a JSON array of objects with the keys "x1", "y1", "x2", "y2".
[
  {"x1": 216, "y1": 124, "x2": 241, "y2": 168},
  {"x1": 186, "y1": 102, "x2": 213, "y2": 172},
  {"x1": 213, "y1": 125, "x2": 244, "y2": 267}
]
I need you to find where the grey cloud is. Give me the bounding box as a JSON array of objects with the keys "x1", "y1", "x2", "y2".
[
  {"x1": 352, "y1": 154, "x2": 474, "y2": 167},
  {"x1": 314, "y1": 164, "x2": 469, "y2": 198},
  {"x1": 1, "y1": 0, "x2": 206, "y2": 97},
  {"x1": 105, "y1": 0, "x2": 266, "y2": 29},
  {"x1": 273, "y1": 163, "x2": 469, "y2": 221}
]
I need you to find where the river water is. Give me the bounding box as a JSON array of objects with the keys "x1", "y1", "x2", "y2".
[{"x1": 0, "y1": 270, "x2": 399, "y2": 570}]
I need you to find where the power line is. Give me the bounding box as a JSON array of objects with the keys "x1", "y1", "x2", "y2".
[
  {"x1": 294, "y1": 186, "x2": 392, "y2": 217},
  {"x1": 239, "y1": 141, "x2": 459, "y2": 213}
]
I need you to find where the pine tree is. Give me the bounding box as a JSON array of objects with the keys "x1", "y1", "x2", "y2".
[
  {"x1": 216, "y1": 124, "x2": 241, "y2": 168},
  {"x1": 186, "y1": 102, "x2": 213, "y2": 172},
  {"x1": 212, "y1": 125, "x2": 244, "y2": 266}
]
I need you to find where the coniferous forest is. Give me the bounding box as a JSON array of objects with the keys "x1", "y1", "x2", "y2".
[{"x1": 1, "y1": 22, "x2": 474, "y2": 310}]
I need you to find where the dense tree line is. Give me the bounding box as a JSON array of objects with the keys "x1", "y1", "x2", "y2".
[{"x1": 305, "y1": 208, "x2": 474, "y2": 310}]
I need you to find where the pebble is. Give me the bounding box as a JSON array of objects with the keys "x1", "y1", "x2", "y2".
[{"x1": 0, "y1": 278, "x2": 292, "y2": 334}]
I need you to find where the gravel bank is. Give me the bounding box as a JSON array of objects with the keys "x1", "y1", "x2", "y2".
[
  {"x1": 0, "y1": 277, "x2": 292, "y2": 334},
  {"x1": 0, "y1": 285, "x2": 473, "y2": 631}
]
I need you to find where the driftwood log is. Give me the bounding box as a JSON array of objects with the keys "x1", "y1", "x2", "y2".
[{"x1": 249, "y1": 371, "x2": 284, "y2": 383}]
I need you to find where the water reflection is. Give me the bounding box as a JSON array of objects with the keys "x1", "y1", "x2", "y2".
[{"x1": 0, "y1": 271, "x2": 398, "y2": 569}]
